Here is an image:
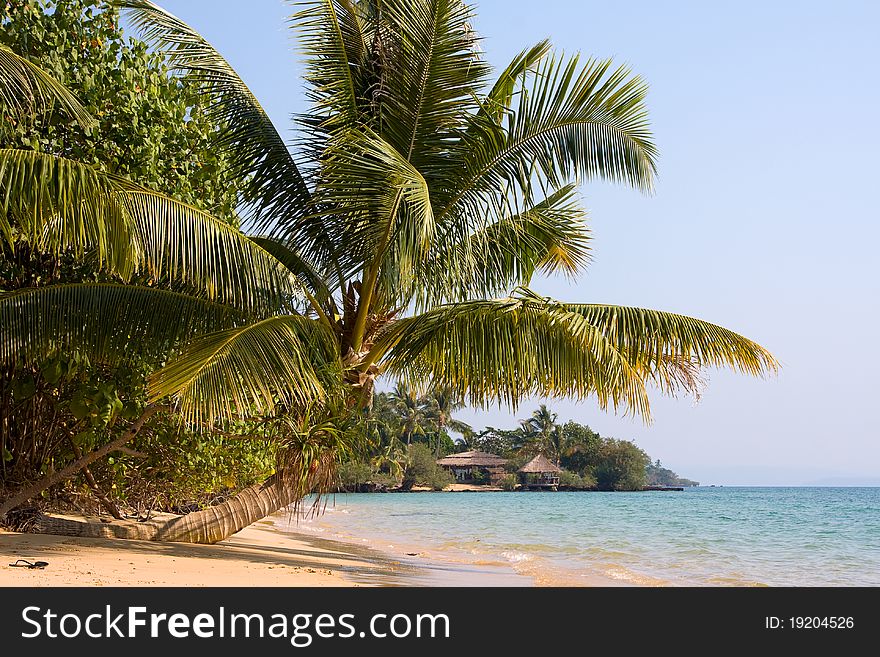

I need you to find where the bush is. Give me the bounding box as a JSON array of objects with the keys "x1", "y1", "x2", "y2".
[
  {"x1": 336, "y1": 461, "x2": 373, "y2": 492},
  {"x1": 498, "y1": 474, "x2": 518, "y2": 491},
  {"x1": 559, "y1": 470, "x2": 596, "y2": 490},
  {"x1": 423, "y1": 467, "x2": 454, "y2": 491},
  {"x1": 402, "y1": 443, "x2": 453, "y2": 491},
  {"x1": 594, "y1": 440, "x2": 649, "y2": 491}
]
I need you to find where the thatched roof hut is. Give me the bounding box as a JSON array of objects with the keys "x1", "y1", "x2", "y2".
[
  {"x1": 436, "y1": 451, "x2": 508, "y2": 467},
  {"x1": 436, "y1": 451, "x2": 508, "y2": 485},
  {"x1": 518, "y1": 454, "x2": 562, "y2": 490},
  {"x1": 518, "y1": 454, "x2": 562, "y2": 474}
]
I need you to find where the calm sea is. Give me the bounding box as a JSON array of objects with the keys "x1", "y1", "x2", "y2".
[{"x1": 288, "y1": 487, "x2": 879, "y2": 586}]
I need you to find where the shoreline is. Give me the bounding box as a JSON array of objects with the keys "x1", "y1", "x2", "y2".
[
  {"x1": 0, "y1": 510, "x2": 537, "y2": 587},
  {"x1": 273, "y1": 504, "x2": 630, "y2": 587}
]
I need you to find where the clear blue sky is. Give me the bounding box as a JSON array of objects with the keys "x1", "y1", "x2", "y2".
[{"x1": 147, "y1": 1, "x2": 879, "y2": 485}]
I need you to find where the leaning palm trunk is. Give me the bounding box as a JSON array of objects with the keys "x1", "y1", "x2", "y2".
[
  {"x1": 28, "y1": 475, "x2": 292, "y2": 544},
  {"x1": 27, "y1": 437, "x2": 340, "y2": 544}
]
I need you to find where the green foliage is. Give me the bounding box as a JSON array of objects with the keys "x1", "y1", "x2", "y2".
[
  {"x1": 337, "y1": 460, "x2": 373, "y2": 492},
  {"x1": 498, "y1": 473, "x2": 517, "y2": 491},
  {"x1": 559, "y1": 470, "x2": 596, "y2": 490},
  {"x1": 646, "y1": 459, "x2": 699, "y2": 487},
  {"x1": 402, "y1": 443, "x2": 453, "y2": 491},
  {"x1": 93, "y1": 431, "x2": 276, "y2": 509},
  {"x1": 559, "y1": 421, "x2": 602, "y2": 473},
  {"x1": 594, "y1": 439, "x2": 650, "y2": 491},
  {"x1": 0, "y1": 1, "x2": 271, "y2": 509},
  {"x1": 0, "y1": 0, "x2": 240, "y2": 219}
]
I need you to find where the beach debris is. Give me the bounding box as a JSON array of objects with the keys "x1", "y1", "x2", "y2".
[{"x1": 8, "y1": 559, "x2": 48, "y2": 569}]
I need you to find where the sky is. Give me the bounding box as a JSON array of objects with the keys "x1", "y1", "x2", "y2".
[{"x1": 147, "y1": 1, "x2": 879, "y2": 486}]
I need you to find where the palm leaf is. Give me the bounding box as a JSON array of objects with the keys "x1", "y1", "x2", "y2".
[
  {"x1": 249, "y1": 235, "x2": 336, "y2": 315},
  {"x1": 417, "y1": 184, "x2": 590, "y2": 307},
  {"x1": 472, "y1": 39, "x2": 551, "y2": 125},
  {"x1": 556, "y1": 297, "x2": 779, "y2": 386},
  {"x1": 0, "y1": 149, "x2": 304, "y2": 315},
  {"x1": 0, "y1": 283, "x2": 238, "y2": 367},
  {"x1": 369, "y1": 295, "x2": 651, "y2": 416},
  {"x1": 292, "y1": 0, "x2": 365, "y2": 128},
  {"x1": 117, "y1": 186, "x2": 306, "y2": 316},
  {"x1": 148, "y1": 315, "x2": 342, "y2": 426},
  {"x1": 436, "y1": 55, "x2": 658, "y2": 226},
  {"x1": 0, "y1": 149, "x2": 136, "y2": 276},
  {"x1": 376, "y1": 0, "x2": 490, "y2": 169},
  {"x1": 369, "y1": 290, "x2": 777, "y2": 419},
  {"x1": 0, "y1": 44, "x2": 96, "y2": 129},
  {"x1": 316, "y1": 128, "x2": 435, "y2": 303}
]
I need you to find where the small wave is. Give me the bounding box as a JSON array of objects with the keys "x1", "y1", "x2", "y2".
[
  {"x1": 501, "y1": 550, "x2": 534, "y2": 564},
  {"x1": 603, "y1": 566, "x2": 668, "y2": 586}
]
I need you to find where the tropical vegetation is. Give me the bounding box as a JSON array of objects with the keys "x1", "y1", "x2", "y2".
[
  {"x1": 339, "y1": 396, "x2": 697, "y2": 492},
  {"x1": 0, "y1": 0, "x2": 773, "y2": 541}
]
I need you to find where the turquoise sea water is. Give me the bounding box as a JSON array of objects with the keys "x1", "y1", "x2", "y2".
[{"x1": 291, "y1": 488, "x2": 879, "y2": 586}]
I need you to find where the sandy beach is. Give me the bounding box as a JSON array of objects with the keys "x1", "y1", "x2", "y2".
[
  {"x1": 0, "y1": 510, "x2": 535, "y2": 587},
  {"x1": 0, "y1": 518, "x2": 409, "y2": 587}
]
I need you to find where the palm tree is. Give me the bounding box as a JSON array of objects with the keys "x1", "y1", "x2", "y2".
[
  {"x1": 520, "y1": 404, "x2": 562, "y2": 464},
  {"x1": 0, "y1": 0, "x2": 777, "y2": 542},
  {"x1": 422, "y1": 387, "x2": 471, "y2": 458},
  {"x1": 387, "y1": 383, "x2": 430, "y2": 446}
]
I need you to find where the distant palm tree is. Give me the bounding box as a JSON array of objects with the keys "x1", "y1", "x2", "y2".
[
  {"x1": 421, "y1": 387, "x2": 472, "y2": 457},
  {"x1": 521, "y1": 405, "x2": 563, "y2": 464},
  {"x1": 388, "y1": 384, "x2": 430, "y2": 446}
]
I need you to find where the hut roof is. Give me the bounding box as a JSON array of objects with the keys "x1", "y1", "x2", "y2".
[
  {"x1": 436, "y1": 451, "x2": 508, "y2": 467},
  {"x1": 518, "y1": 454, "x2": 562, "y2": 473}
]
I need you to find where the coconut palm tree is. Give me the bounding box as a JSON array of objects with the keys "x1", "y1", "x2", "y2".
[
  {"x1": 0, "y1": 0, "x2": 776, "y2": 542},
  {"x1": 387, "y1": 383, "x2": 430, "y2": 446},
  {"x1": 422, "y1": 387, "x2": 471, "y2": 457},
  {"x1": 520, "y1": 404, "x2": 563, "y2": 464}
]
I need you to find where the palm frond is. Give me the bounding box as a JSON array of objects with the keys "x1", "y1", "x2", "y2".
[
  {"x1": 474, "y1": 39, "x2": 551, "y2": 124},
  {"x1": 249, "y1": 236, "x2": 336, "y2": 313},
  {"x1": 317, "y1": 128, "x2": 435, "y2": 301},
  {"x1": 376, "y1": 0, "x2": 490, "y2": 169},
  {"x1": 0, "y1": 44, "x2": 96, "y2": 129},
  {"x1": 0, "y1": 149, "x2": 136, "y2": 276},
  {"x1": 0, "y1": 284, "x2": 238, "y2": 367},
  {"x1": 114, "y1": 0, "x2": 311, "y2": 232},
  {"x1": 292, "y1": 0, "x2": 365, "y2": 128},
  {"x1": 554, "y1": 296, "x2": 779, "y2": 386},
  {"x1": 148, "y1": 315, "x2": 342, "y2": 426},
  {"x1": 118, "y1": 186, "x2": 306, "y2": 316},
  {"x1": 417, "y1": 184, "x2": 590, "y2": 307},
  {"x1": 369, "y1": 295, "x2": 651, "y2": 416},
  {"x1": 370, "y1": 290, "x2": 777, "y2": 419},
  {"x1": 436, "y1": 54, "x2": 658, "y2": 226},
  {"x1": 0, "y1": 149, "x2": 303, "y2": 315}
]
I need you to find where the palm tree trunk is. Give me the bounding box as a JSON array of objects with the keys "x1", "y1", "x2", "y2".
[
  {"x1": 435, "y1": 418, "x2": 445, "y2": 459},
  {"x1": 28, "y1": 475, "x2": 295, "y2": 544}
]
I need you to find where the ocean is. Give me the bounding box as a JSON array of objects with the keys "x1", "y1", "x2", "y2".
[{"x1": 286, "y1": 487, "x2": 879, "y2": 586}]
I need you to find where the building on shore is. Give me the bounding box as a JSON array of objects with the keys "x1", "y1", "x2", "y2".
[
  {"x1": 518, "y1": 454, "x2": 562, "y2": 490},
  {"x1": 436, "y1": 451, "x2": 508, "y2": 485}
]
